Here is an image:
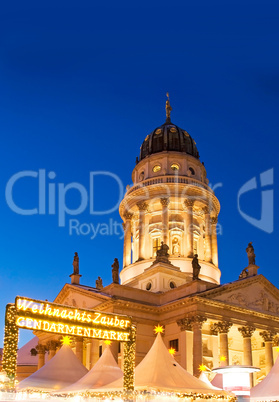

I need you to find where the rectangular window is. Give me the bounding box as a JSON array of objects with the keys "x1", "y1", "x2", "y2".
[
  {"x1": 169, "y1": 339, "x2": 179, "y2": 352},
  {"x1": 99, "y1": 345, "x2": 102, "y2": 357}
]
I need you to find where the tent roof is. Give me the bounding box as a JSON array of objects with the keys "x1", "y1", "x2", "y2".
[
  {"x1": 250, "y1": 355, "x2": 279, "y2": 401},
  {"x1": 17, "y1": 344, "x2": 88, "y2": 391},
  {"x1": 61, "y1": 346, "x2": 123, "y2": 392},
  {"x1": 100, "y1": 333, "x2": 228, "y2": 395}
]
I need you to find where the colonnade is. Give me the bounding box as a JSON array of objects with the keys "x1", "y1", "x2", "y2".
[
  {"x1": 123, "y1": 197, "x2": 218, "y2": 268},
  {"x1": 177, "y1": 316, "x2": 277, "y2": 379}
]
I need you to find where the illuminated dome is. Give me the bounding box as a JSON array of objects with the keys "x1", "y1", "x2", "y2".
[{"x1": 139, "y1": 120, "x2": 199, "y2": 161}]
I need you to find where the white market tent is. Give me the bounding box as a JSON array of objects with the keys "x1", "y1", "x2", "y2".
[
  {"x1": 250, "y1": 356, "x2": 279, "y2": 401},
  {"x1": 17, "y1": 344, "x2": 88, "y2": 392},
  {"x1": 96, "y1": 333, "x2": 228, "y2": 396},
  {"x1": 61, "y1": 345, "x2": 123, "y2": 392}
]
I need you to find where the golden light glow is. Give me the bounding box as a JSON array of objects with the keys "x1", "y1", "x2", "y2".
[
  {"x1": 276, "y1": 347, "x2": 279, "y2": 352},
  {"x1": 168, "y1": 347, "x2": 176, "y2": 356},
  {"x1": 154, "y1": 325, "x2": 164, "y2": 334},
  {"x1": 16, "y1": 316, "x2": 130, "y2": 341},
  {"x1": 16, "y1": 298, "x2": 131, "y2": 329},
  {"x1": 220, "y1": 355, "x2": 227, "y2": 362},
  {"x1": 61, "y1": 336, "x2": 72, "y2": 346},
  {"x1": 199, "y1": 364, "x2": 207, "y2": 372},
  {"x1": 104, "y1": 340, "x2": 112, "y2": 345}
]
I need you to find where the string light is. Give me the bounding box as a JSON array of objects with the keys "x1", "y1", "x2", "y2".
[
  {"x1": 2, "y1": 304, "x2": 18, "y2": 388},
  {"x1": 123, "y1": 324, "x2": 136, "y2": 391}
]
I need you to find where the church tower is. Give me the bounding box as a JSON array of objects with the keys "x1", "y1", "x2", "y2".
[{"x1": 119, "y1": 96, "x2": 220, "y2": 292}]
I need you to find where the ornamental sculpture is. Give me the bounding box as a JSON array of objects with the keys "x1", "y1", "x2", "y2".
[
  {"x1": 112, "y1": 258, "x2": 120, "y2": 284},
  {"x1": 72, "y1": 252, "x2": 79, "y2": 275},
  {"x1": 246, "y1": 242, "x2": 256, "y2": 265},
  {"x1": 154, "y1": 242, "x2": 171, "y2": 264},
  {"x1": 95, "y1": 276, "x2": 103, "y2": 290},
  {"x1": 192, "y1": 254, "x2": 201, "y2": 280}
]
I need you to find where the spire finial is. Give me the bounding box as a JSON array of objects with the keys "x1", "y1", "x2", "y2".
[{"x1": 165, "y1": 92, "x2": 172, "y2": 122}]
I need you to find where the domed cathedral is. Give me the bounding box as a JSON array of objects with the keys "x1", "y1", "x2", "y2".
[
  {"x1": 119, "y1": 95, "x2": 220, "y2": 290},
  {"x1": 20, "y1": 97, "x2": 279, "y2": 386}
]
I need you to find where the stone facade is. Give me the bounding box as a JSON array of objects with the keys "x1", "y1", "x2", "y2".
[{"x1": 30, "y1": 105, "x2": 279, "y2": 385}]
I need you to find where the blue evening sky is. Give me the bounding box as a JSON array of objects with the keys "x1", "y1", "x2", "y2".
[{"x1": 0, "y1": 1, "x2": 278, "y2": 347}]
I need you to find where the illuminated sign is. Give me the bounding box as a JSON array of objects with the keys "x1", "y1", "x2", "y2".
[{"x1": 15, "y1": 296, "x2": 132, "y2": 341}]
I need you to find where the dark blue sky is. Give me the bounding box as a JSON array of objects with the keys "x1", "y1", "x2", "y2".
[{"x1": 0, "y1": 1, "x2": 278, "y2": 347}]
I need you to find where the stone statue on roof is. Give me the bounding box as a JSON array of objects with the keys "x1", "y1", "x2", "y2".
[
  {"x1": 72, "y1": 252, "x2": 79, "y2": 275},
  {"x1": 112, "y1": 258, "x2": 120, "y2": 284},
  {"x1": 246, "y1": 242, "x2": 256, "y2": 265}
]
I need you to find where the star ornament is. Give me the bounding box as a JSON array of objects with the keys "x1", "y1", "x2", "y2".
[
  {"x1": 154, "y1": 325, "x2": 164, "y2": 334},
  {"x1": 199, "y1": 364, "x2": 207, "y2": 372},
  {"x1": 168, "y1": 347, "x2": 176, "y2": 356},
  {"x1": 276, "y1": 346, "x2": 279, "y2": 352},
  {"x1": 104, "y1": 340, "x2": 112, "y2": 345},
  {"x1": 61, "y1": 336, "x2": 72, "y2": 346},
  {"x1": 219, "y1": 355, "x2": 227, "y2": 362}
]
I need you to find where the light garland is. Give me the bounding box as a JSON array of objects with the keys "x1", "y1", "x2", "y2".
[
  {"x1": 2, "y1": 303, "x2": 18, "y2": 387},
  {"x1": 123, "y1": 324, "x2": 136, "y2": 391}
]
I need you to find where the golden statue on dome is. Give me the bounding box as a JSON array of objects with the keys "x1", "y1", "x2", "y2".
[{"x1": 165, "y1": 92, "x2": 172, "y2": 121}]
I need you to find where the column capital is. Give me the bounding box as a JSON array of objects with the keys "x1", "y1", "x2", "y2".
[
  {"x1": 36, "y1": 344, "x2": 46, "y2": 354},
  {"x1": 177, "y1": 315, "x2": 207, "y2": 331},
  {"x1": 238, "y1": 326, "x2": 256, "y2": 338},
  {"x1": 160, "y1": 197, "x2": 170, "y2": 207},
  {"x1": 211, "y1": 321, "x2": 232, "y2": 335},
  {"x1": 124, "y1": 211, "x2": 133, "y2": 220},
  {"x1": 211, "y1": 216, "x2": 218, "y2": 225},
  {"x1": 260, "y1": 330, "x2": 277, "y2": 342},
  {"x1": 137, "y1": 201, "x2": 148, "y2": 211},
  {"x1": 46, "y1": 340, "x2": 60, "y2": 351},
  {"x1": 202, "y1": 205, "x2": 211, "y2": 215},
  {"x1": 184, "y1": 199, "x2": 194, "y2": 209}
]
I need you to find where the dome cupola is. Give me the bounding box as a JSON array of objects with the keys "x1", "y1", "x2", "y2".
[{"x1": 139, "y1": 94, "x2": 199, "y2": 161}]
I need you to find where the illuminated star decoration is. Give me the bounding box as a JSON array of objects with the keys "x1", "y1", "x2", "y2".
[
  {"x1": 219, "y1": 355, "x2": 227, "y2": 362},
  {"x1": 61, "y1": 336, "x2": 72, "y2": 346},
  {"x1": 154, "y1": 325, "x2": 164, "y2": 334},
  {"x1": 276, "y1": 346, "x2": 279, "y2": 352},
  {"x1": 104, "y1": 340, "x2": 112, "y2": 346},
  {"x1": 168, "y1": 347, "x2": 176, "y2": 356},
  {"x1": 199, "y1": 364, "x2": 207, "y2": 372}
]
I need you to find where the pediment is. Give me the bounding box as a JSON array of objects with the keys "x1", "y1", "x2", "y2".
[
  {"x1": 54, "y1": 284, "x2": 110, "y2": 310},
  {"x1": 203, "y1": 275, "x2": 279, "y2": 315}
]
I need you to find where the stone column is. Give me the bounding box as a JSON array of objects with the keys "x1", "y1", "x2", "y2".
[
  {"x1": 192, "y1": 316, "x2": 207, "y2": 377},
  {"x1": 36, "y1": 344, "x2": 46, "y2": 369},
  {"x1": 90, "y1": 340, "x2": 99, "y2": 369},
  {"x1": 211, "y1": 321, "x2": 232, "y2": 366},
  {"x1": 75, "y1": 337, "x2": 84, "y2": 363},
  {"x1": 260, "y1": 330, "x2": 277, "y2": 374},
  {"x1": 203, "y1": 206, "x2": 212, "y2": 262},
  {"x1": 211, "y1": 216, "x2": 218, "y2": 266},
  {"x1": 160, "y1": 198, "x2": 170, "y2": 245},
  {"x1": 238, "y1": 326, "x2": 255, "y2": 386},
  {"x1": 183, "y1": 199, "x2": 194, "y2": 258},
  {"x1": 177, "y1": 315, "x2": 206, "y2": 377},
  {"x1": 137, "y1": 202, "x2": 148, "y2": 261},
  {"x1": 123, "y1": 212, "x2": 133, "y2": 267},
  {"x1": 47, "y1": 340, "x2": 59, "y2": 360}
]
